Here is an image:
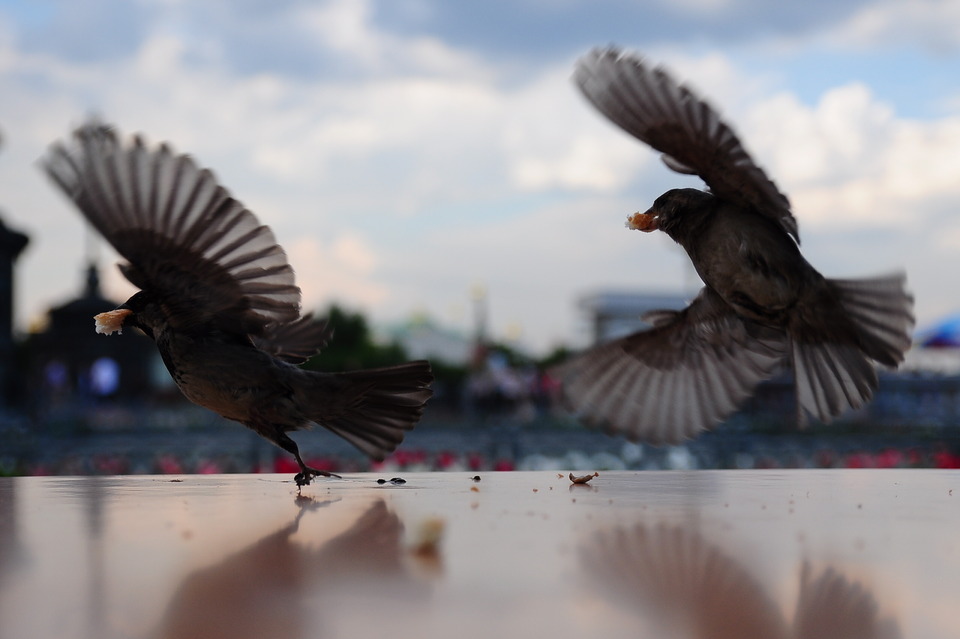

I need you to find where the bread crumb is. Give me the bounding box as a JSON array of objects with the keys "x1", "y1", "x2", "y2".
[
  {"x1": 94, "y1": 309, "x2": 133, "y2": 335},
  {"x1": 410, "y1": 517, "x2": 445, "y2": 557},
  {"x1": 569, "y1": 472, "x2": 599, "y2": 485},
  {"x1": 625, "y1": 211, "x2": 658, "y2": 232}
]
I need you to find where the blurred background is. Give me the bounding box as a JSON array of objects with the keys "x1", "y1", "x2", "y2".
[{"x1": 1, "y1": 0, "x2": 959, "y2": 475}]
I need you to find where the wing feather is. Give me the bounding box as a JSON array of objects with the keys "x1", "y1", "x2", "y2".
[
  {"x1": 553, "y1": 287, "x2": 788, "y2": 444},
  {"x1": 574, "y1": 47, "x2": 799, "y2": 244},
  {"x1": 43, "y1": 121, "x2": 301, "y2": 336}
]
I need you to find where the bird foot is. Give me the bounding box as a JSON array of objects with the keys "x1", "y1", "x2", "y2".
[{"x1": 295, "y1": 467, "x2": 342, "y2": 488}]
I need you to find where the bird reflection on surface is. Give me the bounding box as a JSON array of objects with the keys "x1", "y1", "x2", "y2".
[
  {"x1": 0, "y1": 480, "x2": 26, "y2": 587},
  {"x1": 582, "y1": 522, "x2": 901, "y2": 639},
  {"x1": 152, "y1": 496, "x2": 425, "y2": 639}
]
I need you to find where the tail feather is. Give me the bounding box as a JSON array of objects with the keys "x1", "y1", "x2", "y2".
[
  {"x1": 308, "y1": 361, "x2": 434, "y2": 460},
  {"x1": 830, "y1": 273, "x2": 914, "y2": 366},
  {"x1": 793, "y1": 341, "x2": 878, "y2": 422},
  {"x1": 791, "y1": 273, "x2": 913, "y2": 422}
]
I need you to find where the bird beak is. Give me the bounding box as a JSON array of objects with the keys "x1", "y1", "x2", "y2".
[
  {"x1": 625, "y1": 209, "x2": 659, "y2": 232},
  {"x1": 93, "y1": 307, "x2": 134, "y2": 335}
]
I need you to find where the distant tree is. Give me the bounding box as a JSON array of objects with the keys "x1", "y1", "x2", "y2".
[
  {"x1": 302, "y1": 304, "x2": 409, "y2": 372},
  {"x1": 536, "y1": 345, "x2": 574, "y2": 370}
]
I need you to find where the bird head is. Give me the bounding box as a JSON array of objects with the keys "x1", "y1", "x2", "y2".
[{"x1": 626, "y1": 188, "x2": 714, "y2": 244}]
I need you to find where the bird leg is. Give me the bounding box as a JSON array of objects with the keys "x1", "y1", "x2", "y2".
[{"x1": 275, "y1": 432, "x2": 342, "y2": 488}]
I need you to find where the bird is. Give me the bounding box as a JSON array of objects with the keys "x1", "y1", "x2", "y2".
[
  {"x1": 42, "y1": 121, "x2": 434, "y2": 487},
  {"x1": 553, "y1": 47, "x2": 914, "y2": 445}
]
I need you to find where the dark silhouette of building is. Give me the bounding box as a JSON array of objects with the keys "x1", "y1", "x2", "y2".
[
  {"x1": 26, "y1": 263, "x2": 156, "y2": 405},
  {"x1": 0, "y1": 215, "x2": 28, "y2": 406}
]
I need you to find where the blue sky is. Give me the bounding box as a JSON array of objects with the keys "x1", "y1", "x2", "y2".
[{"x1": 0, "y1": 0, "x2": 958, "y2": 355}]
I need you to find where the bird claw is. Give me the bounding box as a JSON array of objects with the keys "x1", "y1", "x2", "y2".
[{"x1": 295, "y1": 468, "x2": 342, "y2": 488}]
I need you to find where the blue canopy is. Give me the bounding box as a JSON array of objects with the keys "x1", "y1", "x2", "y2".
[{"x1": 918, "y1": 314, "x2": 960, "y2": 348}]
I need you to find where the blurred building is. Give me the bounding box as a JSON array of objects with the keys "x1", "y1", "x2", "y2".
[
  {"x1": 0, "y1": 215, "x2": 28, "y2": 406},
  {"x1": 25, "y1": 263, "x2": 157, "y2": 404},
  {"x1": 381, "y1": 315, "x2": 473, "y2": 365},
  {"x1": 579, "y1": 290, "x2": 689, "y2": 344}
]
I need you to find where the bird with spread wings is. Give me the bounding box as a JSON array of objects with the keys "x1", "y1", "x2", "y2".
[
  {"x1": 44, "y1": 122, "x2": 434, "y2": 486},
  {"x1": 554, "y1": 48, "x2": 913, "y2": 444}
]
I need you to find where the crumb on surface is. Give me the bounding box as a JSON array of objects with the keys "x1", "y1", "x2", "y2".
[
  {"x1": 410, "y1": 517, "x2": 446, "y2": 556},
  {"x1": 569, "y1": 472, "x2": 599, "y2": 485}
]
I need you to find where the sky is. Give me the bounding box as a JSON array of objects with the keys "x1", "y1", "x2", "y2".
[{"x1": 0, "y1": 0, "x2": 958, "y2": 357}]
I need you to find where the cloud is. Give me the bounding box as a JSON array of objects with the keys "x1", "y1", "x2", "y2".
[
  {"x1": 2, "y1": 0, "x2": 959, "y2": 355},
  {"x1": 286, "y1": 233, "x2": 389, "y2": 311},
  {"x1": 371, "y1": 0, "x2": 877, "y2": 64},
  {"x1": 825, "y1": 0, "x2": 960, "y2": 53},
  {"x1": 500, "y1": 66, "x2": 649, "y2": 192},
  {"x1": 743, "y1": 83, "x2": 960, "y2": 230}
]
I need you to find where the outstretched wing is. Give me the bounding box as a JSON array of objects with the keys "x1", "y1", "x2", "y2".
[
  {"x1": 43, "y1": 121, "x2": 301, "y2": 338},
  {"x1": 252, "y1": 314, "x2": 333, "y2": 364},
  {"x1": 552, "y1": 287, "x2": 788, "y2": 444},
  {"x1": 574, "y1": 47, "x2": 799, "y2": 244}
]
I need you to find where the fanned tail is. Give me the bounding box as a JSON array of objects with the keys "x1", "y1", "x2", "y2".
[
  {"x1": 305, "y1": 361, "x2": 434, "y2": 460},
  {"x1": 791, "y1": 273, "x2": 914, "y2": 422}
]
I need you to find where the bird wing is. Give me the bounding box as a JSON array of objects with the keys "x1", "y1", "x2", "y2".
[
  {"x1": 43, "y1": 121, "x2": 301, "y2": 338},
  {"x1": 252, "y1": 314, "x2": 334, "y2": 364},
  {"x1": 574, "y1": 47, "x2": 800, "y2": 244},
  {"x1": 582, "y1": 523, "x2": 790, "y2": 638},
  {"x1": 552, "y1": 287, "x2": 788, "y2": 444},
  {"x1": 793, "y1": 563, "x2": 895, "y2": 638}
]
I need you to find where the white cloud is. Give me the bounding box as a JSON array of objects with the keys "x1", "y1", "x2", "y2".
[
  {"x1": 500, "y1": 67, "x2": 648, "y2": 192},
  {"x1": 656, "y1": 50, "x2": 776, "y2": 112},
  {"x1": 296, "y1": 0, "x2": 379, "y2": 61},
  {"x1": 744, "y1": 83, "x2": 960, "y2": 229},
  {"x1": 827, "y1": 0, "x2": 960, "y2": 52},
  {"x1": 286, "y1": 233, "x2": 388, "y2": 311},
  {"x1": 3, "y1": 1, "x2": 960, "y2": 354}
]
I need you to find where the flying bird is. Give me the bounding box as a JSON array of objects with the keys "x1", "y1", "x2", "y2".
[
  {"x1": 43, "y1": 122, "x2": 433, "y2": 486},
  {"x1": 554, "y1": 48, "x2": 914, "y2": 444}
]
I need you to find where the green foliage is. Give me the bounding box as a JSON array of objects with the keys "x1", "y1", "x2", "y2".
[
  {"x1": 535, "y1": 345, "x2": 574, "y2": 369},
  {"x1": 301, "y1": 304, "x2": 410, "y2": 372},
  {"x1": 427, "y1": 357, "x2": 469, "y2": 386}
]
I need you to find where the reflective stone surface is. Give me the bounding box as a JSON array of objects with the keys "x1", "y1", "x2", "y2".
[{"x1": 0, "y1": 470, "x2": 957, "y2": 638}]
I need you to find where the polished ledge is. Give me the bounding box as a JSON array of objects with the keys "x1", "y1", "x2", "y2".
[{"x1": 0, "y1": 470, "x2": 957, "y2": 639}]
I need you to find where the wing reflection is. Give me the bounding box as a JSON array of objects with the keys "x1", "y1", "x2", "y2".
[
  {"x1": 153, "y1": 497, "x2": 426, "y2": 639},
  {"x1": 582, "y1": 522, "x2": 901, "y2": 639},
  {"x1": 794, "y1": 563, "x2": 900, "y2": 639}
]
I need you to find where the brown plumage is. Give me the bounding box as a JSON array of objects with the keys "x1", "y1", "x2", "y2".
[
  {"x1": 554, "y1": 48, "x2": 914, "y2": 444},
  {"x1": 44, "y1": 122, "x2": 433, "y2": 486}
]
